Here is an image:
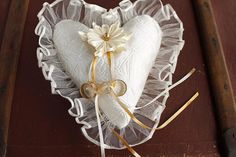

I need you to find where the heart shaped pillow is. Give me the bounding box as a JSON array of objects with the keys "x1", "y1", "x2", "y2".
[
  {"x1": 53, "y1": 15, "x2": 162, "y2": 128},
  {"x1": 35, "y1": 0, "x2": 184, "y2": 150}
]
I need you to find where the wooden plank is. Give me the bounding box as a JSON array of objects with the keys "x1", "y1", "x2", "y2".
[
  {"x1": 0, "y1": 0, "x2": 30, "y2": 156},
  {"x1": 0, "y1": 0, "x2": 11, "y2": 46},
  {"x1": 211, "y1": 0, "x2": 236, "y2": 102},
  {"x1": 193, "y1": 0, "x2": 236, "y2": 157}
]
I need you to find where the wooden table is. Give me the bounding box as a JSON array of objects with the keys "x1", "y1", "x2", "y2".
[{"x1": 0, "y1": 0, "x2": 235, "y2": 156}]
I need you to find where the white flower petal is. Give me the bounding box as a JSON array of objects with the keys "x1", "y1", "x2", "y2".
[
  {"x1": 111, "y1": 29, "x2": 124, "y2": 38},
  {"x1": 92, "y1": 23, "x2": 104, "y2": 36},
  {"x1": 102, "y1": 24, "x2": 109, "y2": 34},
  {"x1": 78, "y1": 31, "x2": 88, "y2": 41},
  {"x1": 111, "y1": 32, "x2": 131, "y2": 43},
  {"x1": 81, "y1": 21, "x2": 132, "y2": 57},
  {"x1": 108, "y1": 21, "x2": 120, "y2": 35},
  {"x1": 106, "y1": 42, "x2": 115, "y2": 52},
  {"x1": 89, "y1": 40, "x2": 103, "y2": 50},
  {"x1": 94, "y1": 50, "x2": 103, "y2": 57},
  {"x1": 87, "y1": 32, "x2": 101, "y2": 40},
  {"x1": 94, "y1": 44, "x2": 107, "y2": 57},
  {"x1": 103, "y1": 42, "x2": 108, "y2": 53}
]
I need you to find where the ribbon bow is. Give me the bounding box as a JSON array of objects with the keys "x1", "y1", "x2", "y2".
[
  {"x1": 80, "y1": 80, "x2": 127, "y2": 99},
  {"x1": 79, "y1": 22, "x2": 199, "y2": 157},
  {"x1": 80, "y1": 79, "x2": 135, "y2": 157},
  {"x1": 80, "y1": 79, "x2": 199, "y2": 157}
]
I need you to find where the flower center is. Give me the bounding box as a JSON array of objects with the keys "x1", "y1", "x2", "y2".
[{"x1": 103, "y1": 33, "x2": 110, "y2": 41}]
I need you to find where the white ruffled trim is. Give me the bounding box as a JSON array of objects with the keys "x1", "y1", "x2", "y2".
[{"x1": 35, "y1": 0, "x2": 184, "y2": 150}]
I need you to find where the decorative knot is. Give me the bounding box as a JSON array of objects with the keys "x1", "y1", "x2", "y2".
[{"x1": 80, "y1": 80, "x2": 127, "y2": 99}]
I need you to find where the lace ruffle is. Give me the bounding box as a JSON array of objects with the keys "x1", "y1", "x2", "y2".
[{"x1": 35, "y1": 0, "x2": 184, "y2": 149}]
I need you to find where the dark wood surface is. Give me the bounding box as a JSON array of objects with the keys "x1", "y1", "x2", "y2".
[
  {"x1": 193, "y1": 0, "x2": 236, "y2": 157},
  {"x1": 0, "y1": 0, "x2": 235, "y2": 156},
  {"x1": 0, "y1": 0, "x2": 30, "y2": 156},
  {"x1": 211, "y1": 0, "x2": 236, "y2": 102},
  {"x1": 0, "y1": 0, "x2": 11, "y2": 46},
  {"x1": 193, "y1": 1, "x2": 236, "y2": 156}
]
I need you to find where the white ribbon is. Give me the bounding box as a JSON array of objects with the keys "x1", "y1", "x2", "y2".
[
  {"x1": 95, "y1": 95, "x2": 106, "y2": 157},
  {"x1": 135, "y1": 68, "x2": 196, "y2": 110}
]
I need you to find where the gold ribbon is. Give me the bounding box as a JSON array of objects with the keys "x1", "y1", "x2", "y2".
[
  {"x1": 112, "y1": 130, "x2": 141, "y2": 157},
  {"x1": 97, "y1": 104, "x2": 141, "y2": 157},
  {"x1": 81, "y1": 52, "x2": 199, "y2": 157},
  {"x1": 81, "y1": 77, "x2": 199, "y2": 157},
  {"x1": 91, "y1": 56, "x2": 98, "y2": 82},
  {"x1": 90, "y1": 51, "x2": 112, "y2": 83},
  {"x1": 107, "y1": 51, "x2": 114, "y2": 78},
  {"x1": 111, "y1": 92, "x2": 198, "y2": 157},
  {"x1": 111, "y1": 90, "x2": 199, "y2": 130}
]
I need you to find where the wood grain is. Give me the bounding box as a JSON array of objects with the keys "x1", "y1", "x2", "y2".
[
  {"x1": 0, "y1": 0, "x2": 30, "y2": 156},
  {"x1": 211, "y1": 0, "x2": 236, "y2": 102},
  {"x1": 0, "y1": 0, "x2": 11, "y2": 46},
  {"x1": 193, "y1": 0, "x2": 236, "y2": 156}
]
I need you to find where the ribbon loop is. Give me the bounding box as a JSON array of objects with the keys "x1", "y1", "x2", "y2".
[
  {"x1": 80, "y1": 71, "x2": 198, "y2": 157},
  {"x1": 79, "y1": 22, "x2": 198, "y2": 157},
  {"x1": 80, "y1": 80, "x2": 127, "y2": 98},
  {"x1": 80, "y1": 82, "x2": 97, "y2": 98}
]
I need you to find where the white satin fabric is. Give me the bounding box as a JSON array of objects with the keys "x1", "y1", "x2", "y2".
[{"x1": 35, "y1": 0, "x2": 184, "y2": 150}]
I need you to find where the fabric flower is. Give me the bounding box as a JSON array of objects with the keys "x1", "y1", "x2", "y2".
[{"x1": 79, "y1": 21, "x2": 132, "y2": 57}]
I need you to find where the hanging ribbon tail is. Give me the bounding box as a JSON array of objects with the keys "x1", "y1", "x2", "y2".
[
  {"x1": 110, "y1": 90, "x2": 153, "y2": 130},
  {"x1": 112, "y1": 130, "x2": 141, "y2": 157},
  {"x1": 95, "y1": 95, "x2": 106, "y2": 157},
  {"x1": 86, "y1": 45, "x2": 199, "y2": 157},
  {"x1": 95, "y1": 96, "x2": 141, "y2": 157},
  {"x1": 135, "y1": 68, "x2": 196, "y2": 110},
  {"x1": 156, "y1": 92, "x2": 199, "y2": 129},
  {"x1": 111, "y1": 90, "x2": 199, "y2": 130}
]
